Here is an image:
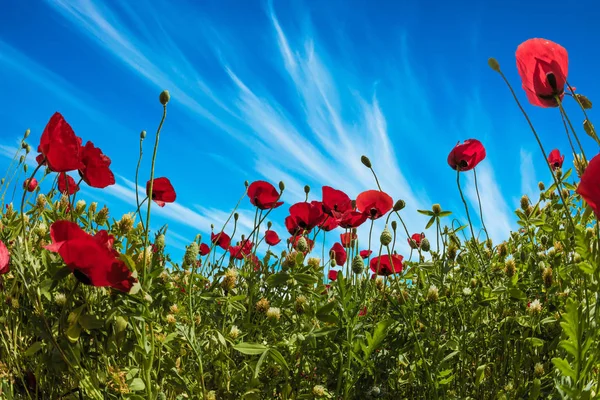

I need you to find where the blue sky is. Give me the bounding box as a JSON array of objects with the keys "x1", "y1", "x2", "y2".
[{"x1": 1, "y1": 0, "x2": 598, "y2": 259}]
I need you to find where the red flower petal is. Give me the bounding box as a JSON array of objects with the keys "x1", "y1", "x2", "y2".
[
  {"x1": 516, "y1": 38, "x2": 569, "y2": 108},
  {"x1": 359, "y1": 249, "x2": 372, "y2": 259},
  {"x1": 447, "y1": 139, "x2": 486, "y2": 171},
  {"x1": 328, "y1": 269, "x2": 339, "y2": 281},
  {"x1": 408, "y1": 233, "x2": 425, "y2": 249},
  {"x1": 23, "y1": 178, "x2": 38, "y2": 192},
  {"x1": 288, "y1": 201, "x2": 324, "y2": 233},
  {"x1": 547, "y1": 149, "x2": 565, "y2": 170},
  {"x1": 199, "y1": 243, "x2": 210, "y2": 256},
  {"x1": 340, "y1": 232, "x2": 357, "y2": 248},
  {"x1": 247, "y1": 181, "x2": 283, "y2": 210},
  {"x1": 146, "y1": 177, "x2": 176, "y2": 207},
  {"x1": 58, "y1": 173, "x2": 80, "y2": 195},
  {"x1": 37, "y1": 112, "x2": 84, "y2": 173},
  {"x1": 211, "y1": 232, "x2": 231, "y2": 250},
  {"x1": 356, "y1": 190, "x2": 393, "y2": 220},
  {"x1": 0, "y1": 240, "x2": 10, "y2": 275},
  {"x1": 79, "y1": 141, "x2": 116, "y2": 189},
  {"x1": 330, "y1": 242, "x2": 347, "y2": 266},
  {"x1": 265, "y1": 230, "x2": 281, "y2": 246},
  {"x1": 322, "y1": 186, "x2": 352, "y2": 216},
  {"x1": 369, "y1": 254, "x2": 404, "y2": 276},
  {"x1": 577, "y1": 153, "x2": 600, "y2": 218}
]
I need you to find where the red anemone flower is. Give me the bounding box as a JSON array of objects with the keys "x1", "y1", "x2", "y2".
[
  {"x1": 0, "y1": 240, "x2": 9, "y2": 275},
  {"x1": 146, "y1": 177, "x2": 176, "y2": 207},
  {"x1": 45, "y1": 220, "x2": 136, "y2": 292},
  {"x1": 322, "y1": 186, "x2": 352, "y2": 217},
  {"x1": 447, "y1": 139, "x2": 486, "y2": 171},
  {"x1": 356, "y1": 190, "x2": 393, "y2": 220},
  {"x1": 36, "y1": 112, "x2": 84, "y2": 173},
  {"x1": 369, "y1": 254, "x2": 404, "y2": 276},
  {"x1": 265, "y1": 230, "x2": 281, "y2": 246},
  {"x1": 287, "y1": 201, "x2": 324, "y2": 233},
  {"x1": 79, "y1": 141, "x2": 116, "y2": 189},
  {"x1": 359, "y1": 249, "x2": 372, "y2": 259},
  {"x1": 576, "y1": 153, "x2": 600, "y2": 218},
  {"x1": 548, "y1": 149, "x2": 565, "y2": 170},
  {"x1": 340, "y1": 232, "x2": 357, "y2": 248},
  {"x1": 211, "y1": 232, "x2": 231, "y2": 250},
  {"x1": 247, "y1": 181, "x2": 283, "y2": 210},
  {"x1": 408, "y1": 233, "x2": 425, "y2": 249},
  {"x1": 24, "y1": 178, "x2": 38, "y2": 192},
  {"x1": 516, "y1": 38, "x2": 569, "y2": 108},
  {"x1": 199, "y1": 243, "x2": 210, "y2": 256},
  {"x1": 58, "y1": 173, "x2": 80, "y2": 195},
  {"x1": 330, "y1": 242, "x2": 347, "y2": 266},
  {"x1": 328, "y1": 269, "x2": 339, "y2": 281}
]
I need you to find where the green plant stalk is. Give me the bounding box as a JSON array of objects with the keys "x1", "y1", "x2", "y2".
[
  {"x1": 135, "y1": 136, "x2": 145, "y2": 229},
  {"x1": 556, "y1": 95, "x2": 587, "y2": 163},
  {"x1": 472, "y1": 169, "x2": 490, "y2": 244}
]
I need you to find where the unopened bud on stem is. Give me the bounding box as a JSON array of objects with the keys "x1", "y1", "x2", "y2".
[
  {"x1": 159, "y1": 90, "x2": 170, "y2": 105},
  {"x1": 361, "y1": 155, "x2": 372, "y2": 168},
  {"x1": 488, "y1": 57, "x2": 501, "y2": 72}
]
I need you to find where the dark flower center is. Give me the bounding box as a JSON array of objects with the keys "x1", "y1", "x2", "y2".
[
  {"x1": 459, "y1": 160, "x2": 469, "y2": 169},
  {"x1": 73, "y1": 269, "x2": 92, "y2": 286},
  {"x1": 546, "y1": 72, "x2": 558, "y2": 92}
]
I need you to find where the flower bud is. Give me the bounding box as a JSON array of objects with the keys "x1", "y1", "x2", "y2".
[
  {"x1": 487, "y1": 57, "x2": 501, "y2": 72},
  {"x1": 256, "y1": 298, "x2": 270, "y2": 313},
  {"x1": 229, "y1": 325, "x2": 241, "y2": 339},
  {"x1": 266, "y1": 307, "x2": 281, "y2": 320},
  {"x1": 393, "y1": 199, "x2": 405, "y2": 211},
  {"x1": 234, "y1": 212, "x2": 239, "y2": 221},
  {"x1": 54, "y1": 293, "x2": 67, "y2": 306},
  {"x1": 295, "y1": 295, "x2": 307, "y2": 314},
  {"x1": 159, "y1": 90, "x2": 170, "y2": 105},
  {"x1": 505, "y1": 259, "x2": 516, "y2": 277},
  {"x1": 88, "y1": 202, "x2": 97, "y2": 215},
  {"x1": 421, "y1": 238, "x2": 431, "y2": 252},
  {"x1": 23, "y1": 129, "x2": 30, "y2": 139},
  {"x1": 279, "y1": 181, "x2": 285, "y2": 192},
  {"x1": 380, "y1": 226, "x2": 392, "y2": 246},
  {"x1": 538, "y1": 182, "x2": 545, "y2": 191},
  {"x1": 95, "y1": 205, "x2": 110, "y2": 225},
  {"x1": 25, "y1": 144, "x2": 31, "y2": 154},
  {"x1": 184, "y1": 242, "x2": 199, "y2": 266},
  {"x1": 267, "y1": 221, "x2": 272, "y2": 229},
  {"x1": 19, "y1": 155, "x2": 25, "y2": 164},
  {"x1": 432, "y1": 204, "x2": 442, "y2": 215},
  {"x1": 304, "y1": 185, "x2": 310, "y2": 194},
  {"x1": 140, "y1": 130, "x2": 147, "y2": 139},
  {"x1": 296, "y1": 236, "x2": 308, "y2": 252},
  {"x1": 555, "y1": 168, "x2": 562, "y2": 180},
  {"x1": 75, "y1": 200, "x2": 87, "y2": 214},
  {"x1": 520, "y1": 195, "x2": 529, "y2": 211},
  {"x1": 244, "y1": 181, "x2": 249, "y2": 188},
  {"x1": 534, "y1": 362, "x2": 545, "y2": 377},
  {"x1": 391, "y1": 220, "x2": 397, "y2": 231},
  {"x1": 574, "y1": 94, "x2": 592, "y2": 109},
  {"x1": 352, "y1": 255, "x2": 364, "y2": 274},
  {"x1": 361, "y1": 155, "x2": 372, "y2": 168},
  {"x1": 21, "y1": 141, "x2": 28, "y2": 150},
  {"x1": 540, "y1": 235, "x2": 548, "y2": 246},
  {"x1": 542, "y1": 267, "x2": 553, "y2": 287},
  {"x1": 155, "y1": 234, "x2": 166, "y2": 249},
  {"x1": 584, "y1": 119, "x2": 597, "y2": 141},
  {"x1": 23, "y1": 164, "x2": 28, "y2": 173},
  {"x1": 427, "y1": 285, "x2": 439, "y2": 302}
]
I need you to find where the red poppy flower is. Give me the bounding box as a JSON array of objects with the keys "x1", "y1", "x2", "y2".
[
  {"x1": 45, "y1": 220, "x2": 136, "y2": 292},
  {"x1": 229, "y1": 242, "x2": 252, "y2": 260},
  {"x1": 247, "y1": 181, "x2": 283, "y2": 210},
  {"x1": 36, "y1": 112, "x2": 83, "y2": 173},
  {"x1": 146, "y1": 177, "x2": 176, "y2": 207},
  {"x1": 0, "y1": 240, "x2": 9, "y2": 275},
  {"x1": 548, "y1": 149, "x2": 565, "y2": 170},
  {"x1": 408, "y1": 233, "x2": 425, "y2": 249},
  {"x1": 330, "y1": 242, "x2": 347, "y2": 266},
  {"x1": 265, "y1": 230, "x2": 281, "y2": 246},
  {"x1": 369, "y1": 254, "x2": 404, "y2": 276},
  {"x1": 199, "y1": 243, "x2": 210, "y2": 256},
  {"x1": 322, "y1": 284, "x2": 331, "y2": 294},
  {"x1": 23, "y1": 178, "x2": 38, "y2": 192},
  {"x1": 338, "y1": 210, "x2": 368, "y2": 229},
  {"x1": 356, "y1": 190, "x2": 393, "y2": 220},
  {"x1": 322, "y1": 186, "x2": 352, "y2": 217},
  {"x1": 319, "y1": 215, "x2": 339, "y2": 231},
  {"x1": 211, "y1": 232, "x2": 231, "y2": 250},
  {"x1": 576, "y1": 153, "x2": 600, "y2": 218},
  {"x1": 447, "y1": 139, "x2": 486, "y2": 171},
  {"x1": 58, "y1": 173, "x2": 80, "y2": 195},
  {"x1": 340, "y1": 232, "x2": 357, "y2": 248},
  {"x1": 287, "y1": 201, "x2": 324, "y2": 233},
  {"x1": 516, "y1": 38, "x2": 569, "y2": 108},
  {"x1": 79, "y1": 141, "x2": 115, "y2": 188},
  {"x1": 249, "y1": 254, "x2": 261, "y2": 271},
  {"x1": 358, "y1": 306, "x2": 367, "y2": 317},
  {"x1": 359, "y1": 249, "x2": 372, "y2": 259},
  {"x1": 328, "y1": 269, "x2": 339, "y2": 281}
]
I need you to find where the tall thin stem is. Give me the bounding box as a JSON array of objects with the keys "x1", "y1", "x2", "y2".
[
  {"x1": 472, "y1": 169, "x2": 490, "y2": 243},
  {"x1": 135, "y1": 133, "x2": 145, "y2": 229}
]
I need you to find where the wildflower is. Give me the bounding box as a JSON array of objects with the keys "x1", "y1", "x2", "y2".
[
  {"x1": 356, "y1": 190, "x2": 394, "y2": 220},
  {"x1": 573, "y1": 153, "x2": 587, "y2": 177},
  {"x1": 447, "y1": 139, "x2": 486, "y2": 171},
  {"x1": 199, "y1": 242, "x2": 210, "y2": 256},
  {"x1": 358, "y1": 306, "x2": 367, "y2": 316},
  {"x1": 505, "y1": 259, "x2": 516, "y2": 277},
  {"x1": 256, "y1": 298, "x2": 270, "y2": 313},
  {"x1": 528, "y1": 299, "x2": 542, "y2": 314},
  {"x1": 36, "y1": 112, "x2": 83, "y2": 172},
  {"x1": 166, "y1": 314, "x2": 176, "y2": 324},
  {"x1": 35, "y1": 194, "x2": 47, "y2": 209},
  {"x1": 340, "y1": 232, "x2": 357, "y2": 247},
  {"x1": 23, "y1": 178, "x2": 37, "y2": 192},
  {"x1": 183, "y1": 242, "x2": 199, "y2": 266},
  {"x1": 421, "y1": 238, "x2": 431, "y2": 252},
  {"x1": 295, "y1": 236, "x2": 308, "y2": 252},
  {"x1": 266, "y1": 307, "x2": 281, "y2": 320},
  {"x1": 295, "y1": 295, "x2": 307, "y2": 314},
  {"x1": 54, "y1": 293, "x2": 67, "y2": 306},
  {"x1": 321, "y1": 186, "x2": 353, "y2": 217},
  {"x1": 307, "y1": 257, "x2": 320, "y2": 270},
  {"x1": 577, "y1": 154, "x2": 600, "y2": 218},
  {"x1": 538, "y1": 182, "x2": 545, "y2": 191},
  {"x1": 79, "y1": 141, "x2": 115, "y2": 188},
  {"x1": 312, "y1": 385, "x2": 326, "y2": 396},
  {"x1": 58, "y1": 173, "x2": 79, "y2": 195},
  {"x1": 319, "y1": 215, "x2": 339, "y2": 231},
  {"x1": 0, "y1": 241, "x2": 9, "y2": 275},
  {"x1": 359, "y1": 249, "x2": 372, "y2": 259},
  {"x1": 370, "y1": 254, "x2": 403, "y2": 276},
  {"x1": 146, "y1": 177, "x2": 176, "y2": 207},
  {"x1": 408, "y1": 233, "x2": 425, "y2": 249},
  {"x1": 432, "y1": 204, "x2": 442, "y2": 214},
  {"x1": 88, "y1": 201, "x2": 97, "y2": 214},
  {"x1": 288, "y1": 236, "x2": 314, "y2": 253},
  {"x1": 118, "y1": 214, "x2": 134, "y2": 233},
  {"x1": 211, "y1": 232, "x2": 231, "y2": 250},
  {"x1": 265, "y1": 230, "x2": 281, "y2": 246},
  {"x1": 446, "y1": 245, "x2": 457, "y2": 260},
  {"x1": 542, "y1": 267, "x2": 553, "y2": 287},
  {"x1": 159, "y1": 90, "x2": 170, "y2": 105},
  {"x1": 328, "y1": 269, "x2": 339, "y2": 281},
  {"x1": 534, "y1": 363, "x2": 545, "y2": 377},
  {"x1": 462, "y1": 287, "x2": 472, "y2": 296},
  {"x1": 247, "y1": 181, "x2": 283, "y2": 210},
  {"x1": 286, "y1": 201, "x2": 324, "y2": 234},
  {"x1": 95, "y1": 205, "x2": 110, "y2": 225},
  {"x1": 380, "y1": 226, "x2": 392, "y2": 246},
  {"x1": 547, "y1": 149, "x2": 564, "y2": 171},
  {"x1": 516, "y1": 38, "x2": 568, "y2": 108},
  {"x1": 352, "y1": 255, "x2": 364, "y2": 274},
  {"x1": 222, "y1": 268, "x2": 238, "y2": 291},
  {"x1": 330, "y1": 242, "x2": 347, "y2": 266},
  {"x1": 45, "y1": 220, "x2": 137, "y2": 292},
  {"x1": 337, "y1": 209, "x2": 368, "y2": 229},
  {"x1": 169, "y1": 304, "x2": 179, "y2": 314},
  {"x1": 226, "y1": 325, "x2": 241, "y2": 340},
  {"x1": 427, "y1": 285, "x2": 439, "y2": 302}
]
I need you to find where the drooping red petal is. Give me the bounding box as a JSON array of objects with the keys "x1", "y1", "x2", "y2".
[
  {"x1": 37, "y1": 112, "x2": 84, "y2": 173},
  {"x1": 328, "y1": 269, "x2": 339, "y2": 281},
  {"x1": 340, "y1": 232, "x2": 357, "y2": 248},
  {"x1": 211, "y1": 232, "x2": 231, "y2": 250},
  {"x1": 146, "y1": 177, "x2": 176, "y2": 206},
  {"x1": 79, "y1": 141, "x2": 116, "y2": 189},
  {"x1": 247, "y1": 181, "x2": 283, "y2": 210},
  {"x1": 58, "y1": 173, "x2": 80, "y2": 195},
  {"x1": 330, "y1": 242, "x2": 347, "y2": 266},
  {"x1": 0, "y1": 240, "x2": 10, "y2": 275},
  {"x1": 356, "y1": 190, "x2": 393, "y2": 220},
  {"x1": 447, "y1": 139, "x2": 486, "y2": 171},
  {"x1": 408, "y1": 233, "x2": 425, "y2": 249},
  {"x1": 359, "y1": 250, "x2": 372, "y2": 259},
  {"x1": 200, "y1": 243, "x2": 211, "y2": 256},
  {"x1": 576, "y1": 153, "x2": 600, "y2": 218},
  {"x1": 369, "y1": 254, "x2": 404, "y2": 276},
  {"x1": 322, "y1": 186, "x2": 352, "y2": 216},
  {"x1": 265, "y1": 230, "x2": 281, "y2": 246}
]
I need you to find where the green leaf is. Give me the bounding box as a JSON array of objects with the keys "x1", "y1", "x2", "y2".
[
  {"x1": 316, "y1": 301, "x2": 336, "y2": 321},
  {"x1": 524, "y1": 337, "x2": 544, "y2": 347},
  {"x1": 425, "y1": 216, "x2": 436, "y2": 230},
  {"x1": 253, "y1": 349, "x2": 270, "y2": 379},
  {"x1": 417, "y1": 209, "x2": 434, "y2": 216},
  {"x1": 268, "y1": 348, "x2": 289, "y2": 372},
  {"x1": 308, "y1": 327, "x2": 338, "y2": 338},
  {"x1": 508, "y1": 288, "x2": 526, "y2": 301},
  {"x1": 79, "y1": 314, "x2": 104, "y2": 331},
  {"x1": 129, "y1": 378, "x2": 145, "y2": 392},
  {"x1": 363, "y1": 319, "x2": 393, "y2": 360},
  {"x1": 438, "y1": 211, "x2": 452, "y2": 217},
  {"x1": 552, "y1": 357, "x2": 576, "y2": 380},
  {"x1": 293, "y1": 273, "x2": 318, "y2": 286},
  {"x1": 24, "y1": 341, "x2": 43, "y2": 357},
  {"x1": 233, "y1": 343, "x2": 269, "y2": 355},
  {"x1": 529, "y1": 378, "x2": 541, "y2": 400},
  {"x1": 66, "y1": 323, "x2": 81, "y2": 343},
  {"x1": 475, "y1": 364, "x2": 487, "y2": 386},
  {"x1": 266, "y1": 272, "x2": 290, "y2": 287}
]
